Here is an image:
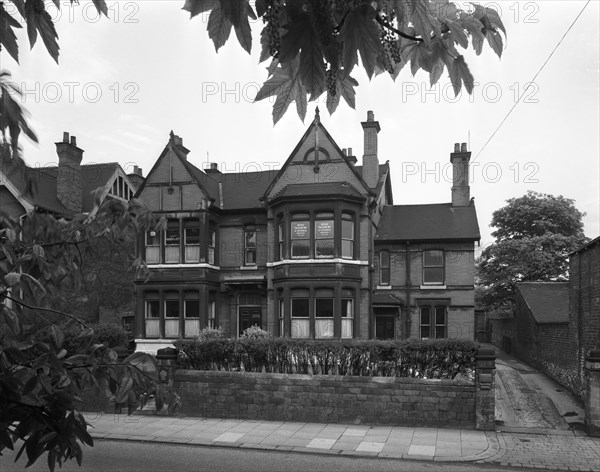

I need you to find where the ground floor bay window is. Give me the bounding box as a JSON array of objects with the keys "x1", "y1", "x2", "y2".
[
  {"x1": 281, "y1": 287, "x2": 356, "y2": 339},
  {"x1": 142, "y1": 289, "x2": 215, "y2": 339}
]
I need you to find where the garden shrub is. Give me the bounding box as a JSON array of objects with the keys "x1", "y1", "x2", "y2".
[
  {"x1": 240, "y1": 324, "x2": 271, "y2": 340},
  {"x1": 174, "y1": 338, "x2": 478, "y2": 379},
  {"x1": 61, "y1": 322, "x2": 129, "y2": 355}
]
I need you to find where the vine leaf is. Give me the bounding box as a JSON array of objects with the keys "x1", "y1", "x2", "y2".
[
  {"x1": 326, "y1": 72, "x2": 358, "y2": 115},
  {"x1": 25, "y1": 1, "x2": 60, "y2": 63},
  {"x1": 0, "y1": 3, "x2": 21, "y2": 63}
]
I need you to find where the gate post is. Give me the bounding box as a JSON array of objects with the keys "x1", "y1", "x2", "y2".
[
  {"x1": 584, "y1": 350, "x2": 600, "y2": 437},
  {"x1": 475, "y1": 347, "x2": 496, "y2": 430}
]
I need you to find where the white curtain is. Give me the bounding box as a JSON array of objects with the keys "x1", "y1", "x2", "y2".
[
  {"x1": 185, "y1": 319, "x2": 200, "y2": 338},
  {"x1": 145, "y1": 319, "x2": 159, "y2": 338},
  {"x1": 291, "y1": 319, "x2": 310, "y2": 338},
  {"x1": 185, "y1": 246, "x2": 200, "y2": 263},
  {"x1": 145, "y1": 247, "x2": 159, "y2": 264},
  {"x1": 165, "y1": 319, "x2": 179, "y2": 337},
  {"x1": 315, "y1": 319, "x2": 334, "y2": 339},
  {"x1": 165, "y1": 247, "x2": 180, "y2": 263},
  {"x1": 341, "y1": 318, "x2": 353, "y2": 339}
]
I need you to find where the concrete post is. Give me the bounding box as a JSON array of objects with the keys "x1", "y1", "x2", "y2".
[
  {"x1": 475, "y1": 347, "x2": 496, "y2": 430},
  {"x1": 584, "y1": 350, "x2": 600, "y2": 437}
]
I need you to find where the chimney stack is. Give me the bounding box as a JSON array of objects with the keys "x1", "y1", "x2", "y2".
[
  {"x1": 127, "y1": 165, "x2": 145, "y2": 191},
  {"x1": 361, "y1": 111, "x2": 381, "y2": 188},
  {"x1": 55, "y1": 131, "x2": 83, "y2": 213},
  {"x1": 206, "y1": 162, "x2": 221, "y2": 174},
  {"x1": 450, "y1": 142, "x2": 471, "y2": 207}
]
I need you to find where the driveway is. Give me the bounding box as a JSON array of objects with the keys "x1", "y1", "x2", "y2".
[{"x1": 487, "y1": 345, "x2": 586, "y2": 433}]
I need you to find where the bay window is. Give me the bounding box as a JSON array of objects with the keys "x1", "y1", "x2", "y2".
[
  {"x1": 208, "y1": 228, "x2": 216, "y2": 265},
  {"x1": 184, "y1": 222, "x2": 200, "y2": 263},
  {"x1": 315, "y1": 296, "x2": 334, "y2": 339},
  {"x1": 341, "y1": 213, "x2": 354, "y2": 259},
  {"x1": 144, "y1": 296, "x2": 160, "y2": 338},
  {"x1": 341, "y1": 298, "x2": 354, "y2": 339},
  {"x1": 145, "y1": 230, "x2": 160, "y2": 264},
  {"x1": 291, "y1": 214, "x2": 310, "y2": 259},
  {"x1": 423, "y1": 250, "x2": 444, "y2": 284},
  {"x1": 184, "y1": 293, "x2": 200, "y2": 338},
  {"x1": 278, "y1": 221, "x2": 285, "y2": 260},
  {"x1": 165, "y1": 220, "x2": 180, "y2": 263},
  {"x1": 164, "y1": 294, "x2": 180, "y2": 337},
  {"x1": 315, "y1": 213, "x2": 334, "y2": 258},
  {"x1": 291, "y1": 297, "x2": 310, "y2": 338}
]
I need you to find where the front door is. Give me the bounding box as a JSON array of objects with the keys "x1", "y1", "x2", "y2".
[
  {"x1": 239, "y1": 306, "x2": 262, "y2": 336},
  {"x1": 375, "y1": 313, "x2": 395, "y2": 339}
]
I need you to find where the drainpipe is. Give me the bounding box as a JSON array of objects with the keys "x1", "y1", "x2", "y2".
[{"x1": 405, "y1": 241, "x2": 411, "y2": 339}]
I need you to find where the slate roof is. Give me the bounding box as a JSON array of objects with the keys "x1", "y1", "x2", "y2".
[
  {"x1": 375, "y1": 202, "x2": 480, "y2": 242},
  {"x1": 517, "y1": 282, "x2": 570, "y2": 324},
  {"x1": 2, "y1": 160, "x2": 123, "y2": 215}
]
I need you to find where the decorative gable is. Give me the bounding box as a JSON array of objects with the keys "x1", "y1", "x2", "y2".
[{"x1": 264, "y1": 110, "x2": 372, "y2": 202}]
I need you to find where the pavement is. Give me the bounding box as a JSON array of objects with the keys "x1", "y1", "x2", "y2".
[{"x1": 84, "y1": 413, "x2": 600, "y2": 471}]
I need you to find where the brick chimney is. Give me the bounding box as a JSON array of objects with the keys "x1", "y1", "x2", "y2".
[
  {"x1": 127, "y1": 165, "x2": 145, "y2": 191},
  {"x1": 55, "y1": 132, "x2": 83, "y2": 213},
  {"x1": 450, "y1": 142, "x2": 471, "y2": 206},
  {"x1": 169, "y1": 131, "x2": 189, "y2": 159},
  {"x1": 361, "y1": 111, "x2": 380, "y2": 188}
]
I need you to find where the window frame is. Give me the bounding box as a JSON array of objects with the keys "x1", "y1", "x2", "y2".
[
  {"x1": 314, "y1": 212, "x2": 335, "y2": 259},
  {"x1": 290, "y1": 214, "x2": 311, "y2": 259},
  {"x1": 341, "y1": 213, "x2": 355, "y2": 259},
  {"x1": 208, "y1": 227, "x2": 216, "y2": 265},
  {"x1": 145, "y1": 229, "x2": 160, "y2": 264},
  {"x1": 419, "y1": 305, "x2": 447, "y2": 339},
  {"x1": 422, "y1": 249, "x2": 444, "y2": 285},
  {"x1": 380, "y1": 250, "x2": 390, "y2": 286},
  {"x1": 244, "y1": 227, "x2": 257, "y2": 266}
]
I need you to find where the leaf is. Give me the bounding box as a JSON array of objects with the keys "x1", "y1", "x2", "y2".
[
  {"x1": 407, "y1": 0, "x2": 442, "y2": 45},
  {"x1": 339, "y1": 4, "x2": 382, "y2": 79},
  {"x1": 445, "y1": 19, "x2": 468, "y2": 49},
  {"x1": 207, "y1": 2, "x2": 232, "y2": 52},
  {"x1": 459, "y1": 13, "x2": 484, "y2": 55},
  {"x1": 429, "y1": 58, "x2": 445, "y2": 87},
  {"x1": 25, "y1": 1, "x2": 60, "y2": 63},
  {"x1": 0, "y1": 3, "x2": 21, "y2": 63},
  {"x1": 219, "y1": 0, "x2": 254, "y2": 54},
  {"x1": 255, "y1": 58, "x2": 307, "y2": 124},
  {"x1": 326, "y1": 72, "x2": 358, "y2": 115},
  {"x1": 182, "y1": 0, "x2": 218, "y2": 18},
  {"x1": 485, "y1": 29, "x2": 503, "y2": 58},
  {"x1": 4, "y1": 272, "x2": 21, "y2": 287},
  {"x1": 91, "y1": 0, "x2": 108, "y2": 16},
  {"x1": 449, "y1": 55, "x2": 474, "y2": 96}
]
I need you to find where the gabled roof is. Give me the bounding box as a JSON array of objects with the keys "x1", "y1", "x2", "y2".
[
  {"x1": 219, "y1": 170, "x2": 278, "y2": 210},
  {"x1": 375, "y1": 201, "x2": 480, "y2": 242},
  {"x1": 517, "y1": 282, "x2": 569, "y2": 324},
  {"x1": 262, "y1": 112, "x2": 375, "y2": 201},
  {"x1": 570, "y1": 236, "x2": 600, "y2": 255}
]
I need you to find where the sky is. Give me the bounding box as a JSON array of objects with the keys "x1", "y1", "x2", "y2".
[{"x1": 3, "y1": 0, "x2": 599, "y2": 249}]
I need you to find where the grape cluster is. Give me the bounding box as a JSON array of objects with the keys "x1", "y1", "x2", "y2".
[
  {"x1": 263, "y1": 1, "x2": 282, "y2": 58},
  {"x1": 326, "y1": 68, "x2": 337, "y2": 97}
]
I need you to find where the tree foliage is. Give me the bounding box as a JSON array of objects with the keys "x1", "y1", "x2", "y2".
[
  {"x1": 1, "y1": 0, "x2": 506, "y2": 127},
  {"x1": 476, "y1": 191, "x2": 588, "y2": 310}
]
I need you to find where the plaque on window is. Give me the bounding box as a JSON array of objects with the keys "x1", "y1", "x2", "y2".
[
  {"x1": 291, "y1": 222, "x2": 309, "y2": 238},
  {"x1": 315, "y1": 220, "x2": 333, "y2": 238}
]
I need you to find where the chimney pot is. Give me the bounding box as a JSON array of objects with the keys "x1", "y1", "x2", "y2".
[
  {"x1": 348, "y1": 147, "x2": 353, "y2": 156},
  {"x1": 454, "y1": 143, "x2": 460, "y2": 152},
  {"x1": 63, "y1": 132, "x2": 69, "y2": 143},
  {"x1": 461, "y1": 142, "x2": 467, "y2": 152},
  {"x1": 367, "y1": 110, "x2": 374, "y2": 122},
  {"x1": 70, "y1": 136, "x2": 77, "y2": 147},
  {"x1": 342, "y1": 148, "x2": 347, "y2": 156},
  {"x1": 211, "y1": 162, "x2": 218, "y2": 171}
]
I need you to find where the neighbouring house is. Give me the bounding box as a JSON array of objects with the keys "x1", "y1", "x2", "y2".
[
  {"x1": 0, "y1": 132, "x2": 143, "y2": 325},
  {"x1": 133, "y1": 111, "x2": 481, "y2": 352},
  {"x1": 487, "y1": 238, "x2": 600, "y2": 400},
  {"x1": 569, "y1": 236, "x2": 600, "y2": 398}
]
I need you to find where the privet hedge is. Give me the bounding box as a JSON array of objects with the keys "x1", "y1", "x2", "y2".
[{"x1": 174, "y1": 338, "x2": 478, "y2": 379}]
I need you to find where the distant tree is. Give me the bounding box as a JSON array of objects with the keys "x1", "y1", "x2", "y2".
[{"x1": 476, "y1": 191, "x2": 588, "y2": 311}]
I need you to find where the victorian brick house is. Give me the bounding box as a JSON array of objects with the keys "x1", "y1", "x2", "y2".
[{"x1": 133, "y1": 111, "x2": 480, "y2": 352}]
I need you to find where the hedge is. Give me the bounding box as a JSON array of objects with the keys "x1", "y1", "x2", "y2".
[{"x1": 174, "y1": 338, "x2": 478, "y2": 379}]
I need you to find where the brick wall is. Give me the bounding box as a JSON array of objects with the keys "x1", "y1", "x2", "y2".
[{"x1": 174, "y1": 370, "x2": 477, "y2": 427}]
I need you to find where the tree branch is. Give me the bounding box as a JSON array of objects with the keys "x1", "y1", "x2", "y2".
[
  {"x1": 375, "y1": 15, "x2": 423, "y2": 42},
  {"x1": 4, "y1": 294, "x2": 87, "y2": 328}
]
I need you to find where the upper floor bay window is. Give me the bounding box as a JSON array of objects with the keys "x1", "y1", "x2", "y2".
[
  {"x1": 145, "y1": 230, "x2": 160, "y2": 264},
  {"x1": 283, "y1": 210, "x2": 356, "y2": 260},
  {"x1": 290, "y1": 213, "x2": 310, "y2": 258},
  {"x1": 244, "y1": 228, "x2": 257, "y2": 265},
  {"x1": 315, "y1": 213, "x2": 334, "y2": 258},
  {"x1": 143, "y1": 218, "x2": 217, "y2": 265},
  {"x1": 165, "y1": 220, "x2": 180, "y2": 263},
  {"x1": 184, "y1": 222, "x2": 200, "y2": 263},
  {"x1": 341, "y1": 213, "x2": 355, "y2": 259},
  {"x1": 423, "y1": 250, "x2": 444, "y2": 285}
]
